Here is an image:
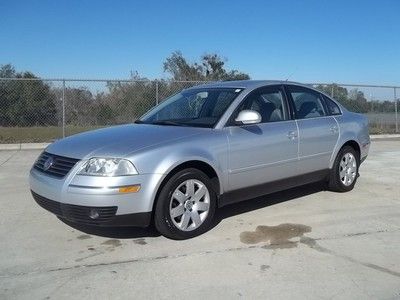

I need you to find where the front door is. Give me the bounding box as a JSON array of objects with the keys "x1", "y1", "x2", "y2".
[{"x1": 226, "y1": 85, "x2": 299, "y2": 193}]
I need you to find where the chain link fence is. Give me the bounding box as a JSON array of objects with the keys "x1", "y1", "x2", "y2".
[
  {"x1": 311, "y1": 83, "x2": 399, "y2": 134},
  {"x1": 0, "y1": 78, "x2": 398, "y2": 143}
]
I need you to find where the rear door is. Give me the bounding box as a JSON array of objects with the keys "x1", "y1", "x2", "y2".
[
  {"x1": 285, "y1": 85, "x2": 339, "y2": 174},
  {"x1": 226, "y1": 85, "x2": 299, "y2": 192}
]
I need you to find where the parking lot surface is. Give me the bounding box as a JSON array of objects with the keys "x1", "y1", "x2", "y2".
[{"x1": 1, "y1": 140, "x2": 400, "y2": 299}]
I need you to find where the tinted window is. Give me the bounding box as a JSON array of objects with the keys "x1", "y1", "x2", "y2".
[
  {"x1": 211, "y1": 91, "x2": 238, "y2": 117},
  {"x1": 139, "y1": 88, "x2": 241, "y2": 128},
  {"x1": 287, "y1": 86, "x2": 326, "y2": 119},
  {"x1": 235, "y1": 87, "x2": 286, "y2": 123},
  {"x1": 323, "y1": 95, "x2": 341, "y2": 115}
]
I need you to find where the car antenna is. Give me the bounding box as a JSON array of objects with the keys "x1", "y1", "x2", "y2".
[
  {"x1": 285, "y1": 72, "x2": 293, "y2": 82},
  {"x1": 285, "y1": 67, "x2": 298, "y2": 82}
]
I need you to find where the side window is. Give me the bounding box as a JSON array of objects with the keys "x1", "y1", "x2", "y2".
[
  {"x1": 323, "y1": 95, "x2": 342, "y2": 115},
  {"x1": 211, "y1": 91, "x2": 237, "y2": 117},
  {"x1": 287, "y1": 86, "x2": 326, "y2": 119},
  {"x1": 235, "y1": 87, "x2": 286, "y2": 124}
]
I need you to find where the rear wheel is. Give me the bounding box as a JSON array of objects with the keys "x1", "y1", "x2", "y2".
[
  {"x1": 154, "y1": 168, "x2": 216, "y2": 239},
  {"x1": 329, "y1": 145, "x2": 359, "y2": 192}
]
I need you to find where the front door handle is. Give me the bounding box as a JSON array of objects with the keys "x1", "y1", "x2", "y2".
[{"x1": 287, "y1": 131, "x2": 297, "y2": 140}]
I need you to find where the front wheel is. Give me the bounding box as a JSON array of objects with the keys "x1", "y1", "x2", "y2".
[
  {"x1": 328, "y1": 146, "x2": 359, "y2": 192},
  {"x1": 154, "y1": 168, "x2": 216, "y2": 239}
]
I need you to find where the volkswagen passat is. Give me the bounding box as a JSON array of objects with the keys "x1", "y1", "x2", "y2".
[{"x1": 30, "y1": 81, "x2": 370, "y2": 239}]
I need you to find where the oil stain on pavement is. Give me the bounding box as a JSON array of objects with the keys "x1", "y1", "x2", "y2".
[
  {"x1": 77, "y1": 234, "x2": 92, "y2": 240},
  {"x1": 240, "y1": 223, "x2": 312, "y2": 249},
  {"x1": 241, "y1": 224, "x2": 400, "y2": 279},
  {"x1": 133, "y1": 238, "x2": 147, "y2": 245},
  {"x1": 101, "y1": 239, "x2": 122, "y2": 247},
  {"x1": 260, "y1": 264, "x2": 270, "y2": 271}
]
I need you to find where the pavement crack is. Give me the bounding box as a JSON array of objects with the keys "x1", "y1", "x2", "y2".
[
  {"x1": 300, "y1": 236, "x2": 400, "y2": 279},
  {"x1": 0, "y1": 150, "x2": 19, "y2": 167},
  {"x1": 1, "y1": 227, "x2": 399, "y2": 279}
]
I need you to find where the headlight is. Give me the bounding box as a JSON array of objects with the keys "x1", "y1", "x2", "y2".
[{"x1": 78, "y1": 158, "x2": 138, "y2": 176}]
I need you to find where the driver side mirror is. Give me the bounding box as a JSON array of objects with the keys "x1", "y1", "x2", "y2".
[{"x1": 235, "y1": 110, "x2": 262, "y2": 125}]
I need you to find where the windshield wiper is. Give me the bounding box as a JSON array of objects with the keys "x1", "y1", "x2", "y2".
[{"x1": 150, "y1": 120, "x2": 186, "y2": 126}]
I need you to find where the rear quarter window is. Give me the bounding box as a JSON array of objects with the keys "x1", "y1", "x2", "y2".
[{"x1": 323, "y1": 95, "x2": 342, "y2": 115}]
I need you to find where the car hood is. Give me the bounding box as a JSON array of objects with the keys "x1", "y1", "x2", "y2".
[{"x1": 45, "y1": 124, "x2": 207, "y2": 159}]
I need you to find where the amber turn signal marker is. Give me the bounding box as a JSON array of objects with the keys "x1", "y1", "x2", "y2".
[{"x1": 118, "y1": 185, "x2": 141, "y2": 193}]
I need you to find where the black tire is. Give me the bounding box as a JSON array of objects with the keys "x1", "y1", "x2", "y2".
[
  {"x1": 154, "y1": 168, "x2": 217, "y2": 240},
  {"x1": 328, "y1": 145, "x2": 359, "y2": 192}
]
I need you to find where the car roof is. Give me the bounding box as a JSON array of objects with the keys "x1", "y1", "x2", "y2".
[
  {"x1": 189, "y1": 80, "x2": 347, "y2": 116},
  {"x1": 185, "y1": 80, "x2": 314, "y2": 91}
]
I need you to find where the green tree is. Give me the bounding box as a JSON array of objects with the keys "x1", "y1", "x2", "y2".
[
  {"x1": 65, "y1": 87, "x2": 94, "y2": 126},
  {"x1": 348, "y1": 89, "x2": 369, "y2": 113},
  {"x1": 94, "y1": 102, "x2": 115, "y2": 125},
  {"x1": 315, "y1": 84, "x2": 369, "y2": 113},
  {"x1": 0, "y1": 64, "x2": 15, "y2": 78},
  {"x1": 315, "y1": 84, "x2": 348, "y2": 103},
  {"x1": 163, "y1": 51, "x2": 250, "y2": 81},
  {"x1": 201, "y1": 53, "x2": 250, "y2": 81},
  {"x1": 0, "y1": 64, "x2": 57, "y2": 126},
  {"x1": 163, "y1": 52, "x2": 204, "y2": 81},
  {"x1": 104, "y1": 72, "x2": 156, "y2": 122}
]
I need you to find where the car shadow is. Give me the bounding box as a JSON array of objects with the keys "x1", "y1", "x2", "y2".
[
  {"x1": 60, "y1": 182, "x2": 327, "y2": 239},
  {"x1": 211, "y1": 181, "x2": 327, "y2": 229},
  {"x1": 59, "y1": 218, "x2": 161, "y2": 239}
]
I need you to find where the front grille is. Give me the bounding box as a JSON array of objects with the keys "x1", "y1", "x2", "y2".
[
  {"x1": 34, "y1": 152, "x2": 80, "y2": 178},
  {"x1": 32, "y1": 191, "x2": 118, "y2": 225},
  {"x1": 33, "y1": 192, "x2": 63, "y2": 215}
]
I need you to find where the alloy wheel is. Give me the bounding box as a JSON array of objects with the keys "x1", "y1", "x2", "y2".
[
  {"x1": 339, "y1": 152, "x2": 357, "y2": 186},
  {"x1": 169, "y1": 179, "x2": 211, "y2": 231}
]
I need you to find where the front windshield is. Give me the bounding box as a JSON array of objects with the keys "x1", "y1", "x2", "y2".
[{"x1": 138, "y1": 88, "x2": 242, "y2": 128}]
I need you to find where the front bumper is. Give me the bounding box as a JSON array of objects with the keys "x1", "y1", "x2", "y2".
[
  {"x1": 29, "y1": 165, "x2": 165, "y2": 227},
  {"x1": 31, "y1": 191, "x2": 151, "y2": 227}
]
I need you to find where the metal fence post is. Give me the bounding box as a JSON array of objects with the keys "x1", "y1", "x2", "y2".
[
  {"x1": 395, "y1": 87, "x2": 398, "y2": 133},
  {"x1": 62, "y1": 79, "x2": 66, "y2": 138},
  {"x1": 155, "y1": 80, "x2": 159, "y2": 105}
]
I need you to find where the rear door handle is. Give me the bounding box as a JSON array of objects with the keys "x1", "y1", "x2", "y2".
[
  {"x1": 330, "y1": 125, "x2": 338, "y2": 133},
  {"x1": 287, "y1": 131, "x2": 297, "y2": 140}
]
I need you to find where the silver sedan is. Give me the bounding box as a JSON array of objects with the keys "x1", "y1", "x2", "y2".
[{"x1": 30, "y1": 80, "x2": 370, "y2": 239}]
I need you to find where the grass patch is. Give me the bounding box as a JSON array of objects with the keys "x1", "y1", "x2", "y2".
[{"x1": 0, "y1": 126, "x2": 103, "y2": 143}]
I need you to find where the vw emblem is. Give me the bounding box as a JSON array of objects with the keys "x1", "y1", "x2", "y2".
[{"x1": 43, "y1": 157, "x2": 54, "y2": 171}]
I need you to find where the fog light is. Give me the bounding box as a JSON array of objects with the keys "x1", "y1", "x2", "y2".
[{"x1": 89, "y1": 209, "x2": 99, "y2": 219}]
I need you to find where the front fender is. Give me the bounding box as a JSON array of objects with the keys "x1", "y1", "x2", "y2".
[
  {"x1": 153, "y1": 148, "x2": 226, "y2": 194},
  {"x1": 127, "y1": 130, "x2": 229, "y2": 205}
]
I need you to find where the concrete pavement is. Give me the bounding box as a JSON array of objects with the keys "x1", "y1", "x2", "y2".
[{"x1": 0, "y1": 141, "x2": 400, "y2": 299}]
